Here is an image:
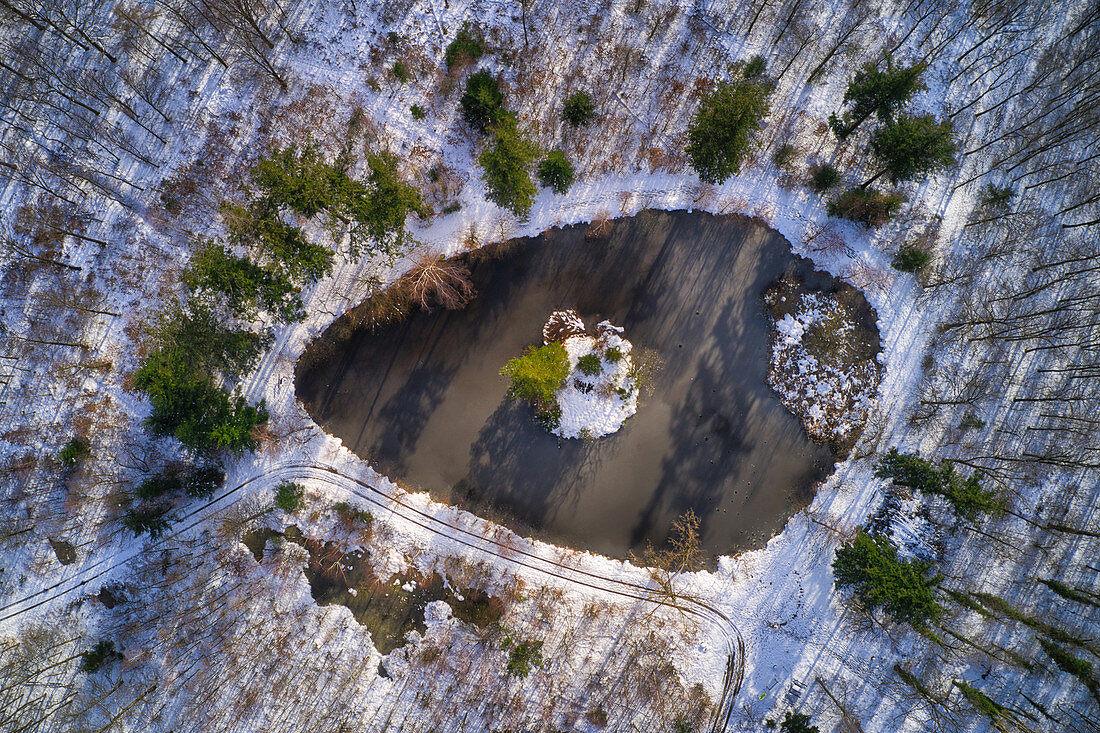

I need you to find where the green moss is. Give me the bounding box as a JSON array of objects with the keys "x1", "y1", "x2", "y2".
[{"x1": 500, "y1": 342, "x2": 569, "y2": 408}]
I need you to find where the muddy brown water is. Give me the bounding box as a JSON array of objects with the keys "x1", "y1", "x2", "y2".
[
  {"x1": 244, "y1": 527, "x2": 502, "y2": 654},
  {"x1": 296, "y1": 210, "x2": 878, "y2": 559}
]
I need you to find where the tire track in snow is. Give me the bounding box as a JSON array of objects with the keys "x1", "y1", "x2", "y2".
[{"x1": 0, "y1": 462, "x2": 745, "y2": 730}]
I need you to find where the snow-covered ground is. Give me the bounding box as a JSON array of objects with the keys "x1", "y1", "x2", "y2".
[
  {"x1": 1, "y1": 0, "x2": 1098, "y2": 730},
  {"x1": 554, "y1": 319, "x2": 638, "y2": 440}
]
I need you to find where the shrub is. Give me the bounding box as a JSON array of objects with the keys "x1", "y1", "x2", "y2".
[
  {"x1": 686, "y1": 77, "x2": 772, "y2": 183},
  {"x1": 79, "y1": 640, "x2": 122, "y2": 673},
  {"x1": 410, "y1": 104, "x2": 426, "y2": 120},
  {"x1": 185, "y1": 465, "x2": 225, "y2": 498},
  {"x1": 59, "y1": 437, "x2": 90, "y2": 466},
  {"x1": 123, "y1": 505, "x2": 171, "y2": 537},
  {"x1": 536, "y1": 150, "x2": 574, "y2": 194},
  {"x1": 561, "y1": 90, "x2": 596, "y2": 127},
  {"x1": 504, "y1": 639, "x2": 544, "y2": 677},
  {"x1": 460, "y1": 69, "x2": 508, "y2": 133},
  {"x1": 891, "y1": 244, "x2": 931, "y2": 272},
  {"x1": 403, "y1": 255, "x2": 476, "y2": 311},
  {"x1": 445, "y1": 24, "x2": 484, "y2": 68},
  {"x1": 827, "y1": 188, "x2": 904, "y2": 227},
  {"x1": 392, "y1": 60, "x2": 411, "y2": 84},
  {"x1": 500, "y1": 342, "x2": 569, "y2": 408},
  {"x1": 605, "y1": 346, "x2": 623, "y2": 362},
  {"x1": 957, "y1": 411, "x2": 985, "y2": 432},
  {"x1": 478, "y1": 117, "x2": 539, "y2": 217},
  {"x1": 772, "y1": 143, "x2": 797, "y2": 170},
  {"x1": 274, "y1": 481, "x2": 305, "y2": 512},
  {"x1": 809, "y1": 164, "x2": 841, "y2": 192},
  {"x1": 743, "y1": 55, "x2": 767, "y2": 79},
  {"x1": 536, "y1": 402, "x2": 562, "y2": 430},
  {"x1": 576, "y1": 353, "x2": 602, "y2": 376},
  {"x1": 833, "y1": 531, "x2": 943, "y2": 626},
  {"x1": 333, "y1": 501, "x2": 373, "y2": 525},
  {"x1": 978, "y1": 183, "x2": 1014, "y2": 210},
  {"x1": 876, "y1": 448, "x2": 1005, "y2": 519}
]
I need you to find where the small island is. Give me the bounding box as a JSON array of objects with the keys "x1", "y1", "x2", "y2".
[{"x1": 500, "y1": 310, "x2": 638, "y2": 440}]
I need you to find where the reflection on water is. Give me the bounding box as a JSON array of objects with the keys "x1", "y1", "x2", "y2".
[{"x1": 296, "y1": 211, "x2": 880, "y2": 559}]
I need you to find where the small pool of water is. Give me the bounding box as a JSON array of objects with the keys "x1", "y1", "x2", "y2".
[
  {"x1": 244, "y1": 527, "x2": 502, "y2": 654},
  {"x1": 296, "y1": 210, "x2": 879, "y2": 559}
]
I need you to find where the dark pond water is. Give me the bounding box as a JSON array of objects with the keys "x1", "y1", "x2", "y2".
[{"x1": 297, "y1": 210, "x2": 867, "y2": 559}]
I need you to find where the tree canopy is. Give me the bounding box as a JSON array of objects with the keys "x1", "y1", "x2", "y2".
[
  {"x1": 183, "y1": 240, "x2": 302, "y2": 322},
  {"x1": 461, "y1": 69, "x2": 509, "y2": 133},
  {"x1": 875, "y1": 449, "x2": 1005, "y2": 519},
  {"x1": 686, "y1": 77, "x2": 772, "y2": 184},
  {"x1": 867, "y1": 113, "x2": 956, "y2": 185},
  {"x1": 250, "y1": 144, "x2": 426, "y2": 260},
  {"x1": 830, "y1": 58, "x2": 927, "y2": 140},
  {"x1": 537, "y1": 150, "x2": 574, "y2": 195},
  {"x1": 561, "y1": 90, "x2": 596, "y2": 127},
  {"x1": 833, "y1": 531, "x2": 943, "y2": 627},
  {"x1": 500, "y1": 342, "x2": 569, "y2": 408},
  {"x1": 134, "y1": 347, "x2": 267, "y2": 455},
  {"x1": 479, "y1": 118, "x2": 540, "y2": 216},
  {"x1": 134, "y1": 300, "x2": 268, "y2": 456}
]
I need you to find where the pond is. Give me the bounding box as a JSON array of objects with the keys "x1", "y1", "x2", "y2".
[{"x1": 297, "y1": 210, "x2": 875, "y2": 559}]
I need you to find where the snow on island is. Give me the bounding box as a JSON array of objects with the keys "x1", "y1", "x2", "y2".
[
  {"x1": 504, "y1": 311, "x2": 639, "y2": 440},
  {"x1": 764, "y1": 277, "x2": 883, "y2": 455}
]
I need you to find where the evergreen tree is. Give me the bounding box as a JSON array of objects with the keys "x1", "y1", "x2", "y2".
[
  {"x1": 686, "y1": 77, "x2": 772, "y2": 184},
  {"x1": 833, "y1": 531, "x2": 943, "y2": 626},
  {"x1": 222, "y1": 201, "x2": 333, "y2": 284},
  {"x1": 865, "y1": 113, "x2": 956, "y2": 186},
  {"x1": 123, "y1": 505, "x2": 172, "y2": 538},
  {"x1": 185, "y1": 465, "x2": 225, "y2": 498},
  {"x1": 500, "y1": 342, "x2": 569, "y2": 408},
  {"x1": 829, "y1": 58, "x2": 927, "y2": 140},
  {"x1": 875, "y1": 448, "x2": 1005, "y2": 519},
  {"x1": 461, "y1": 69, "x2": 508, "y2": 133},
  {"x1": 537, "y1": 150, "x2": 575, "y2": 194},
  {"x1": 345, "y1": 152, "x2": 429, "y2": 258},
  {"x1": 150, "y1": 299, "x2": 266, "y2": 381},
  {"x1": 248, "y1": 145, "x2": 425, "y2": 262},
  {"x1": 780, "y1": 711, "x2": 819, "y2": 733},
  {"x1": 445, "y1": 23, "x2": 484, "y2": 68},
  {"x1": 134, "y1": 348, "x2": 268, "y2": 455},
  {"x1": 183, "y1": 240, "x2": 302, "y2": 322},
  {"x1": 561, "y1": 91, "x2": 596, "y2": 127},
  {"x1": 479, "y1": 118, "x2": 540, "y2": 217},
  {"x1": 253, "y1": 144, "x2": 339, "y2": 218}
]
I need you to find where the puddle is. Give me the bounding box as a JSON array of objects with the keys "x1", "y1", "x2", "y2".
[
  {"x1": 49, "y1": 538, "x2": 76, "y2": 565},
  {"x1": 243, "y1": 527, "x2": 502, "y2": 654}
]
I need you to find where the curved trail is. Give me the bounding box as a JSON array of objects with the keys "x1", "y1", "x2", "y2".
[{"x1": 0, "y1": 463, "x2": 745, "y2": 730}]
